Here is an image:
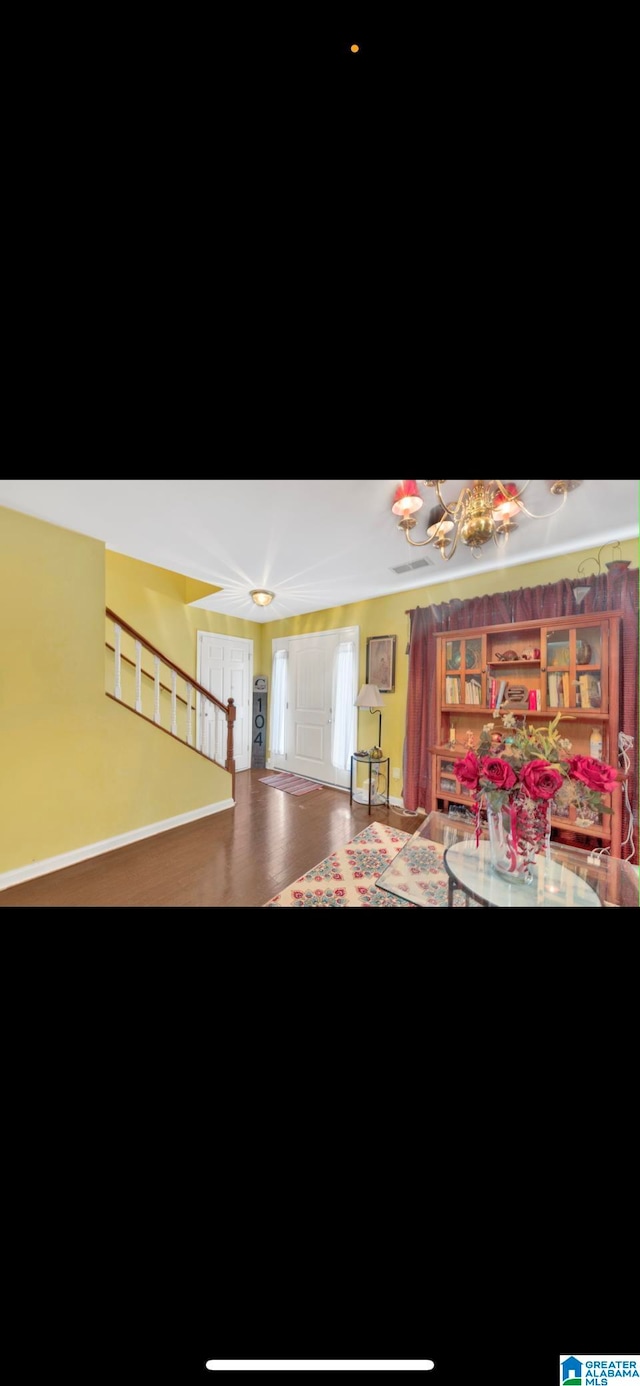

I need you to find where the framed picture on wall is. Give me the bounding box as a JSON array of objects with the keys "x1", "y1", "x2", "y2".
[{"x1": 366, "y1": 635, "x2": 396, "y2": 693}]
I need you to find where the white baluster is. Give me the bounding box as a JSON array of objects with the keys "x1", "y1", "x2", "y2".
[
  {"x1": 114, "y1": 624, "x2": 122, "y2": 700},
  {"x1": 154, "y1": 657, "x2": 161, "y2": 724},
  {"x1": 186, "y1": 685, "x2": 192, "y2": 746},
  {"x1": 135, "y1": 641, "x2": 143, "y2": 713},
  {"x1": 200, "y1": 698, "x2": 207, "y2": 756},
  {"x1": 171, "y1": 669, "x2": 178, "y2": 735}
]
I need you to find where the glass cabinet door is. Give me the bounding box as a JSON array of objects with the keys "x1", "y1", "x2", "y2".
[
  {"x1": 544, "y1": 628, "x2": 571, "y2": 710},
  {"x1": 574, "y1": 624, "x2": 604, "y2": 712},
  {"x1": 444, "y1": 639, "x2": 463, "y2": 707},
  {"x1": 463, "y1": 636, "x2": 483, "y2": 707},
  {"x1": 444, "y1": 636, "x2": 484, "y2": 707},
  {"x1": 543, "y1": 623, "x2": 606, "y2": 713}
]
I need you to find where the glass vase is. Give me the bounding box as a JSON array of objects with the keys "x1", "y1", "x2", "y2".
[{"x1": 487, "y1": 799, "x2": 551, "y2": 885}]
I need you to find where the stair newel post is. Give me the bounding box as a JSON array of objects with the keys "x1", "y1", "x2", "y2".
[
  {"x1": 135, "y1": 641, "x2": 143, "y2": 713},
  {"x1": 114, "y1": 624, "x2": 122, "y2": 700},
  {"x1": 226, "y1": 698, "x2": 236, "y2": 798},
  {"x1": 154, "y1": 657, "x2": 161, "y2": 724},
  {"x1": 186, "y1": 684, "x2": 193, "y2": 746}
]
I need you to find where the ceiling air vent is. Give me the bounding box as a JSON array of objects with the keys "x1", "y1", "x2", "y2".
[{"x1": 390, "y1": 557, "x2": 434, "y2": 575}]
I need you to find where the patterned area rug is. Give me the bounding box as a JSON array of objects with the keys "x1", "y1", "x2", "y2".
[
  {"x1": 263, "y1": 821, "x2": 474, "y2": 907},
  {"x1": 260, "y1": 772, "x2": 324, "y2": 796}
]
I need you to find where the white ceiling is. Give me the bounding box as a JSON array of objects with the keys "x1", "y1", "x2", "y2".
[{"x1": 1, "y1": 479, "x2": 637, "y2": 623}]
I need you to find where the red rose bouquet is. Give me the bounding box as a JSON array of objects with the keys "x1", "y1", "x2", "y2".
[{"x1": 455, "y1": 712, "x2": 619, "y2": 875}]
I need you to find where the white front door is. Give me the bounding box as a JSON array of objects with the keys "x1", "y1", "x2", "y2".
[
  {"x1": 273, "y1": 628, "x2": 358, "y2": 789},
  {"x1": 197, "y1": 633, "x2": 253, "y2": 773}
]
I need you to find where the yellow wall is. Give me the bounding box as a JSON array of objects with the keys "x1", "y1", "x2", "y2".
[
  {"x1": 104, "y1": 552, "x2": 265, "y2": 742},
  {"x1": 106, "y1": 551, "x2": 261, "y2": 670},
  {"x1": 0, "y1": 508, "x2": 232, "y2": 875},
  {"x1": 262, "y1": 540, "x2": 638, "y2": 790}
]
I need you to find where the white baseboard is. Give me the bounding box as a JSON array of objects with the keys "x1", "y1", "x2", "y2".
[
  {"x1": 352, "y1": 790, "x2": 405, "y2": 808},
  {"x1": 0, "y1": 799, "x2": 235, "y2": 892}
]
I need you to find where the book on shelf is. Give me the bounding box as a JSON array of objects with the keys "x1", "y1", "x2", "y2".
[
  {"x1": 445, "y1": 675, "x2": 460, "y2": 703},
  {"x1": 465, "y1": 676, "x2": 482, "y2": 705},
  {"x1": 578, "y1": 673, "x2": 601, "y2": 708},
  {"x1": 550, "y1": 671, "x2": 571, "y2": 707},
  {"x1": 489, "y1": 677, "x2": 497, "y2": 709},
  {"x1": 495, "y1": 679, "x2": 508, "y2": 711}
]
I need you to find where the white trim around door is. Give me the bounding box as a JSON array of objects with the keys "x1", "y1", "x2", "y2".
[
  {"x1": 197, "y1": 632, "x2": 253, "y2": 772},
  {"x1": 270, "y1": 626, "x2": 359, "y2": 789}
]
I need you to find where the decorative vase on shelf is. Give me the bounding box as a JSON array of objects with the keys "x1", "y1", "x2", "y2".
[{"x1": 486, "y1": 798, "x2": 552, "y2": 885}]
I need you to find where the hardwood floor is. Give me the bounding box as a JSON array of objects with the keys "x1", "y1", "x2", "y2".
[{"x1": 0, "y1": 771, "x2": 419, "y2": 907}]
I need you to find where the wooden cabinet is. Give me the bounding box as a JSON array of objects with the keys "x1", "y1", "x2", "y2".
[{"x1": 431, "y1": 611, "x2": 624, "y2": 856}]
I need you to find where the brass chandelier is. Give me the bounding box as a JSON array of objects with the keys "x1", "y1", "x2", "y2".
[{"x1": 391, "y1": 480, "x2": 582, "y2": 561}]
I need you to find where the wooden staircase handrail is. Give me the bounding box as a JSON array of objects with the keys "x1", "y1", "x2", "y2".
[
  {"x1": 105, "y1": 644, "x2": 195, "y2": 706},
  {"x1": 105, "y1": 608, "x2": 236, "y2": 797},
  {"x1": 105, "y1": 608, "x2": 231, "y2": 717}
]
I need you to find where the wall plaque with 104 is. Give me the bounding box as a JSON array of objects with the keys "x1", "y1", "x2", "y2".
[{"x1": 252, "y1": 676, "x2": 268, "y2": 769}]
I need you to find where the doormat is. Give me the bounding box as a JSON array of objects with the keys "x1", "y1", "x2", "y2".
[{"x1": 260, "y1": 772, "x2": 324, "y2": 796}]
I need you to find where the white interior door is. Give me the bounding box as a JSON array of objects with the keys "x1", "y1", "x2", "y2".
[
  {"x1": 273, "y1": 628, "x2": 357, "y2": 789},
  {"x1": 197, "y1": 633, "x2": 253, "y2": 772}
]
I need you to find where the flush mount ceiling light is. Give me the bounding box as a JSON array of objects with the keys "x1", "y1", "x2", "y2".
[
  {"x1": 251, "y1": 590, "x2": 275, "y2": 607},
  {"x1": 391, "y1": 480, "x2": 582, "y2": 561}
]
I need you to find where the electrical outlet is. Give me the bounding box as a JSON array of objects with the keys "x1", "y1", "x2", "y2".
[{"x1": 392, "y1": 767, "x2": 400, "y2": 780}]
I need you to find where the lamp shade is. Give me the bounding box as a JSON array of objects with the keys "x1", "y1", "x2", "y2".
[
  {"x1": 355, "y1": 684, "x2": 385, "y2": 709},
  {"x1": 426, "y1": 505, "x2": 454, "y2": 537},
  {"x1": 392, "y1": 480, "x2": 423, "y2": 518},
  {"x1": 493, "y1": 483, "x2": 520, "y2": 519},
  {"x1": 355, "y1": 683, "x2": 384, "y2": 751}
]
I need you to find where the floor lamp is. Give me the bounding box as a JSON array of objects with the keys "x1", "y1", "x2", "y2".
[{"x1": 355, "y1": 683, "x2": 385, "y2": 750}]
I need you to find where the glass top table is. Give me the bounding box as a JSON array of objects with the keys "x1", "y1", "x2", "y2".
[
  {"x1": 375, "y1": 812, "x2": 639, "y2": 909},
  {"x1": 443, "y1": 837, "x2": 601, "y2": 908}
]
